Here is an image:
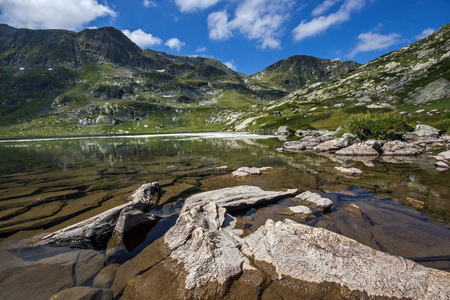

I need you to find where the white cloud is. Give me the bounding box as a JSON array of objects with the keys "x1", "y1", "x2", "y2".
[
  {"x1": 175, "y1": 0, "x2": 221, "y2": 12},
  {"x1": 312, "y1": 0, "x2": 343, "y2": 17},
  {"x1": 293, "y1": 0, "x2": 365, "y2": 41},
  {"x1": 122, "y1": 29, "x2": 162, "y2": 48},
  {"x1": 0, "y1": 0, "x2": 116, "y2": 30},
  {"x1": 195, "y1": 46, "x2": 208, "y2": 52},
  {"x1": 348, "y1": 31, "x2": 401, "y2": 57},
  {"x1": 165, "y1": 38, "x2": 186, "y2": 51},
  {"x1": 143, "y1": 0, "x2": 158, "y2": 8},
  {"x1": 414, "y1": 27, "x2": 435, "y2": 40},
  {"x1": 224, "y1": 60, "x2": 237, "y2": 70},
  {"x1": 207, "y1": 0, "x2": 294, "y2": 49}
]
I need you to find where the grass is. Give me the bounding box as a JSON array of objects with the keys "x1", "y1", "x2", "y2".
[{"x1": 339, "y1": 112, "x2": 411, "y2": 140}]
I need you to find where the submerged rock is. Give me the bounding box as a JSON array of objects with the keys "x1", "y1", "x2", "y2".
[
  {"x1": 334, "y1": 166, "x2": 364, "y2": 177},
  {"x1": 37, "y1": 182, "x2": 161, "y2": 249},
  {"x1": 181, "y1": 185, "x2": 299, "y2": 213},
  {"x1": 232, "y1": 166, "x2": 273, "y2": 177}
]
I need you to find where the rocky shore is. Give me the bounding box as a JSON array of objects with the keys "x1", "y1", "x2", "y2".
[{"x1": 28, "y1": 183, "x2": 450, "y2": 299}]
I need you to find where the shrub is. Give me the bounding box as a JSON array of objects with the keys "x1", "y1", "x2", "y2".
[{"x1": 340, "y1": 112, "x2": 411, "y2": 140}]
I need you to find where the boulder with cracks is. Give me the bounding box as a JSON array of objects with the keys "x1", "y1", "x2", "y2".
[{"x1": 37, "y1": 182, "x2": 161, "y2": 249}]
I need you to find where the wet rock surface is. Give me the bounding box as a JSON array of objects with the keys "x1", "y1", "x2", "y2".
[
  {"x1": 37, "y1": 182, "x2": 161, "y2": 249},
  {"x1": 114, "y1": 199, "x2": 450, "y2": 299},
  {"x1": 181, "y1": 185, "x2": 299, "y2": 213},
  {"x1": 334, "y1": 166, "x2": 364, "y2": 177},
  {"x1": 293, "y1": 191, "x2": 333, "y2": 212}
]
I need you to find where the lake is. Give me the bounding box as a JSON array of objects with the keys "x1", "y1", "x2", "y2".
[{"x1": 0, "y1": 133, "x2": 449, "y2": 299}]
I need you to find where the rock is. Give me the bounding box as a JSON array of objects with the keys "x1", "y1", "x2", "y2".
[
  {"x1": 293, "y1": 191, "x2": 333, "y2": 212},
  {"x1": 205, "y1": 166, "x2": 228, "y2": 173},
  {"x1": 335, "y1": 142, "x2": 379, "y2": 156},
  {"x1": 232, "y1": 166, "x2": 273, "y2": 177},
  {"x1": 406, "y1": 78, "x2": 450, "y2": 104},
  {"x1": 288, "y1": 205, "x2": 313, "y2": 215},
  {"x1": 165, "y1": 202, "x2": 248, "y2": 292},
  {"x1": 49, "y1": 287, "x2": 113, "y2": 300},
  {"x1": 413, "y1": 124, "x2": 440, "y2": 137},
  {"x1": 274, "y1": 126, "x2": 292, "y2": 136},
  {"x1": 94, "y1": 264, "x2": 120, "y2": 289},
  {"x1": 344, "y1": 204, "x2": 364, "y2": 217},
  {"x1": 366, "y1": 102, "x2": 391, "y2": 109},
  {"x1": 334, "y1": 166, "x2": 364, "y2": 177},
  {"x1": 334, "y1": 103, "x2": 345, "y2": 108},
  {"x1": 313, "y1": 133, "x2": 359, "y2": 152},
  {"x1": 381, "y1": 140, "x2": 423, "y2": 156},
  {"x1": 241, "y1": 219, "x2": 450, "y2": 300},
  {"x1": 436, "y1": 161, "x2": 449, "y2": 168},
  {"x1": 0, "y1": 250, "x2": 105, "y2": 300},
  {"x1": 283, "y1": 135, "x2": 332, "y2": 151},
  {"x1": 436, "y1": 150, "x2": 450, "y2": 163},
  {"x1": 294, "y1": 129, "x2": 334, "y2": 137},
  {"x1": 37, "y1": 182, "x2": 161, "y2": 249},
  {"x1": 111, "y1": 206, "x2": 159, "y2": 251},
  {"x1": 51, "y1": 95, "x2": 74, "y2": 109},
  {"x1": 405, "y1": 197, "x2": 426, "y2": 209},
  {"x1": 181, "y1": 185, "x2": 299, "y2": 213}
]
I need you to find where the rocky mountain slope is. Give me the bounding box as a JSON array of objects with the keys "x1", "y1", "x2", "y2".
[
  {"x1": 234, "y1": 24, "x2": 450, "y2": 133},
  {"x1": 0, "y1": 23, "x2": 448, "y2": 136},
  {"x1": 246, "y1": 55, "x2": 360, "y2": 93}
]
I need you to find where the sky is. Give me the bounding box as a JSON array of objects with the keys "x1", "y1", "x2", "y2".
[{"x1": 0, "y1": 0, "x2": 449, "y2": 75}]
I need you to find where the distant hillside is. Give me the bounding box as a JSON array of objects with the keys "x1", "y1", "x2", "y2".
[
  {"x1": 233, "y1": 24, "x2": 450, "y2": 132},
  {"x1": 246, "y1": 55, "x2": 360, "y2": 93}
]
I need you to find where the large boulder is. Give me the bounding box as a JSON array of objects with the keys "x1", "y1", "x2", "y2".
[
  {"x1": 335, "y1": 142, "x2": 380, "y2": 156},
  {"x1": 381, "y1": 140, "x2": 423, "y2": 156},
  {"x1": 37, "y1": 182, "x2": 161, "y2": 249},
  {"x1": 242, "y1": 219, "x2": 450, "y2": 300},
  {"x1": 283, "y1": 135, "x2": 332, "y2": 151},
  {"x1": 181, "y1": 185, "x2": 299, "y2": 213},
  {"x1": 313, "y1": 133, "x2": 359, "y2": 152}
]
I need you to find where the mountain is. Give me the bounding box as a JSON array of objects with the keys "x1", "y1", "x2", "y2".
[
  {"x1": 246, "y1": 55, "x2": 360, "y2": 93},
  {"x1": 1, "y1": 24, "x2": 446, "y2": 137},
  {"x1": 234, "y1": 24, "x2": 450, "y2": 133}
]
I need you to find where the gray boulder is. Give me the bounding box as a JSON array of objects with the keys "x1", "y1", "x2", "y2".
[
  {"x1": 313, "y1": 133, "x2": 359, "y2": 152},
  {"x1": 283, "y1": 135, "x2": 332, "y2": 151},
  {"x1": 164, "y1": 201, "x2": 248, "y2": 291},
  {"x1": 181, "y1": 185, "x2": 299, "y2": 213},
  {"x1": 335, "y1": 142, "x2": 380, "y2": 156},
  {"x1": 381, "y1": 140, "x2": 423, "y2": 156},
  {"x1": 436, "y1": 150, "x2": 450, "y2": 163},
  {"x1": 241, "y1": 219, "x2": 450, "y2": 300},
  {"x1": 37, "y1": 182, "x2": 161, "y2": 249}
]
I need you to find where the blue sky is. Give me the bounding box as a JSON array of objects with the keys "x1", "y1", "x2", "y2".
[{"x1": 0, "y1": 0, "x2": 448, "y2": 75}]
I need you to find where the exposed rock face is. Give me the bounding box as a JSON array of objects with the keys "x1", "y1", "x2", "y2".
[
  {"x1": 181, "y1": 185, "x2": 299, "y2": 213},
  {"x1": 37, "y1": 182, "x2": 160, "y2": 249},
  {"x1": 241, "y1": 219, "x2": 450, "y2": 300},
  {"x1": 293, "y1": 191, "x2": 333, "y2": 212},
  {"x1": 49, "y1": 286, "x2": 113, "y2": 300},
  {"x1": 334, "y1": 166, "x2": 364, "y2": 177},
  {"x1": 406, "y1": 78, "x2": 450, "y2": 104},
  {"x1": 232, "y1": 166, "x2": 273, "y2": 177},
  {"x1": 381, "y1": 140, "x2": 423, "y2": 156}
]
